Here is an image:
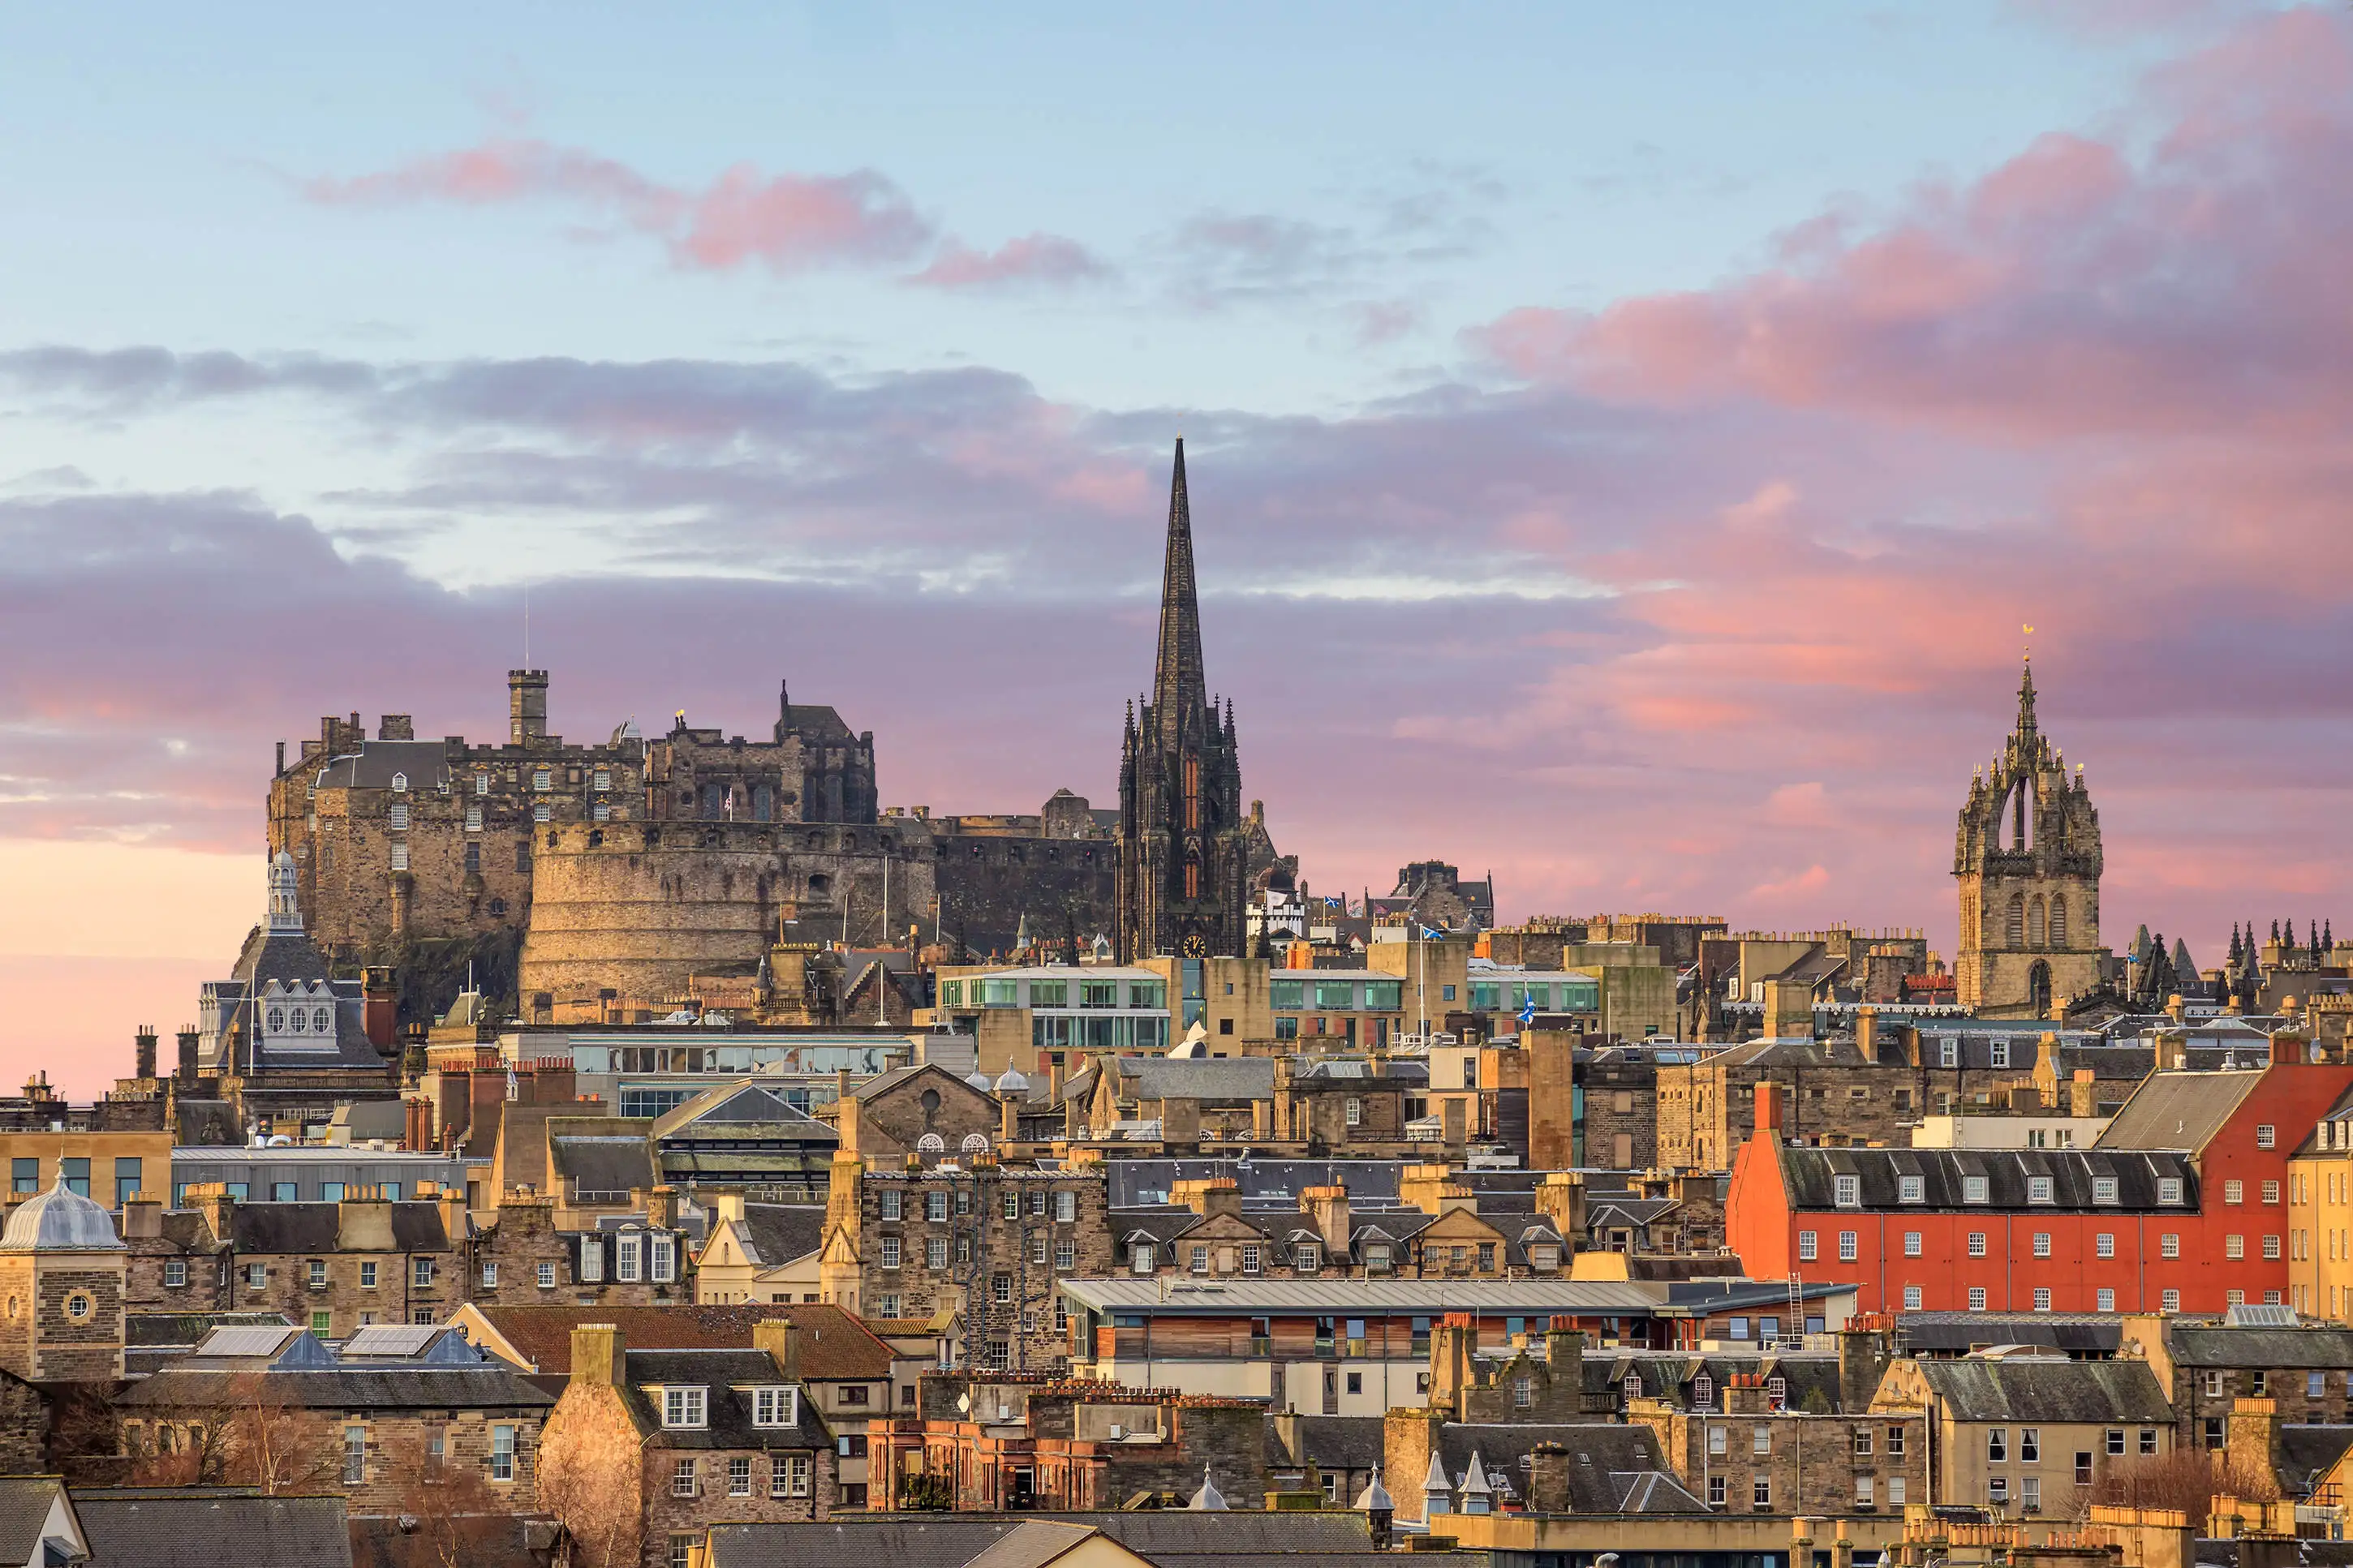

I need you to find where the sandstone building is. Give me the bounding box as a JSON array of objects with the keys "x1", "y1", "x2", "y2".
[{"x1": 1954, "y1": 657, "x2": 2107, "y2": 1018}]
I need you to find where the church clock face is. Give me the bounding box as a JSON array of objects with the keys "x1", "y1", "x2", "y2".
[{"x1": 1181, "y1": 932, "x2": 1208, "y2": 957}]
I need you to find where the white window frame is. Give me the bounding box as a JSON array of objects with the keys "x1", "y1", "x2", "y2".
[{"x1": 662, "y1": 1386, "x2": 708, "y2": 1429}]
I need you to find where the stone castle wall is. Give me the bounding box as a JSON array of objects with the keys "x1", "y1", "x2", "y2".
[{"x1": 519, "y1": 817, "x2": 1121, "y2": 1005}]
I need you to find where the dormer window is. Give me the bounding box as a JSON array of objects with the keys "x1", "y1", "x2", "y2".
[
  {"x1": 1692, "y1": 1373, "x2": 1714, "y2": 1407},
  {"x1": 1834, "y1": 1175, "x2": 1861, "y2": 1209},
  {"x1": 1296, "y1": 1243, "x2": 1322, "y2": 1273},
  {"x1": 1963, "y1": 1175, "x2": 1990, "y2": 1204},
  {"x1": 1939, "y1": 1038, "x2": 1959, "y2": 1069},
  {"x1": 2093, "y1": 1177, "x2": 2119, "y2": 1205},
  {"x1": 1899, "y1": 1175, "x2": 1925, "y2": 1204},
  {"x1": 1624, "y1": 1372, "x2": 1643, "y2": 1400},
  {"x1": 1130, "y1": 1244, "x2": 1155, "y2": 1275},
  {"x1": 2028, "y1": 1176, "x2": 2054, "y2": 1204},
  {"x1": 661, "y1": 1387, "x2": 707, "y2": 1428},
  {"x1": 1990, "y1": 1039, "x2": 2011, "y2": 1070},
  {"x1": 751, "y1": 1387, "x2": 798, "y2": 1428},
  {"x1": 617, "y1": 1235, "x2": 642, "y2": 1282},
  {"x1": 2158, "y1": 1178, "x2": 2184, "y2": 1205},
  {"x1": 390, "y1": 772, "x2": 408, "y2": 793}
]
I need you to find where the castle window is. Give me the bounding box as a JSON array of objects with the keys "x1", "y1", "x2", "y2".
[
  {"x1": 700, "y1": 783, "x2": 723, "y2": 819},
  {"x1": 516, "y1": 842, "x2": 531, "y2": 872},
  {"x1": 753, "y1": 784, "x2": 774, "y2": 822},
  {"x1": 533, "y1": 804, "x2": 550, "y2": 824},
  {"x1": 390, "y1": 844, "x2": 410, "y2": 871},
  {"x1": 592, "y1": 801, "x2": 609, "y2": 823},
  {"x1": 388, "y1": 803, "x2": 409, "y2": 831},
  {"x1": 2050, "y1": 896, "x2": 2067, "y2": 946},
  {"x1": 534, "y1": 769, "x2": 551, "y2": 792},
  {"x1": 465, "y1": 842, "x2": 480, "y2": 874},
  {"x1": 2007, "y1": 894, "x2": 2026, "y2": 948},
  {"x1": 465, "y1": 805, "x2": 482, "y2": 832},
  {"x1": 2028, "y1": 897, "x2": 2046, "y2": 948},
  {"x1": 593, "y1": 769, "x2": 610, "y2": 792},
  {"x1": 488, "y1": 898, "x2": 506, "y2": 917},
  {"x1": 475, "y1": 775, "x2": 489, "y2": 796}
]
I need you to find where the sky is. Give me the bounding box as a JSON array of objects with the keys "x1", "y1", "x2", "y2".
[{"x1": 3, "y1": 0, "x2": 2349, "y2": 1093}]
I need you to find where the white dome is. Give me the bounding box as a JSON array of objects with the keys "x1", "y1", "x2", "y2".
[
  {"x1": 992, "y1": 1067, "x2": 1030, "y2": 1093},
  {"x1": 964, "y1": 1071, "x2": 995, "y2": 1091},
  {"x1": 1187, "y1": 1467, "x2": 1228, "y2": 1511},
  {"x1": 2, "y1": 1179, "x2": 126, "y2": 1252}
]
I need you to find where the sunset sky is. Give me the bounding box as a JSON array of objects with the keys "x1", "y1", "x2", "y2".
[{"x1": 4, "y1": 2, "x2": 2349, "y2": 1093}]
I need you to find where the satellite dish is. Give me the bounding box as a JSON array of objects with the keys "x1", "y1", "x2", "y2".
[{"x1": 957, "y1": 1393, "x2": 971, "y2": 1414}]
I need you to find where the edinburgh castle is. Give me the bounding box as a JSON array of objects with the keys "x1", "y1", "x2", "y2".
[{"x1": 267, "y1": 444, "x2": 1288, "y2": 1026}]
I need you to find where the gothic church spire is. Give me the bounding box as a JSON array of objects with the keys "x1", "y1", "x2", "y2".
[{"x1": 1151, "y1": 438, "x2": 1208, "y2": 744}]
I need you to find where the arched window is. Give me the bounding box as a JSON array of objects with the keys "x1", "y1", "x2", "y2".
[
  {"x1": 1185, "y1": 860, "x2": 1200, "y2": 900},
  {"x1": 2028, "y1": 960, "x2": 2054, "y2": 1021},
  {"x1": 2028, "y1": 896, "x2": 2047, "y2": 949},
  {"x1": 2050, "y1": 896, "x2": 2068, "y2": 947},
  {"x1": 2007, "y1": 892, "x2": 2026, "y2": 948}
]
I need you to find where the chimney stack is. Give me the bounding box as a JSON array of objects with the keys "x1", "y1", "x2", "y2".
[
  {"x1": 363, "y1": 969, "x2": 399, "y2": 1053},
  {"x1": 1754, "y1": 1080, "x2": 1786, "y2": 1139},
  {"x1": 570, "y1": 1323, "x2": 625, "y2": 1387},
  {"x1": 755, "y1": 1318, "x2": 803, "y2": 1383},
  {"x1": 176, "y1": 1026, "x2": 200, "y2": 1086},
  {"x1": 134, "y1": 1026, "x2": 158, "y2": 1081}
]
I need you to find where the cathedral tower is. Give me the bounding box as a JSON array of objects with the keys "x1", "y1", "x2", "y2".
[
  {"x1": 1953, "y1": 656, "x2": 2106, "y2": 1018},
  {"x1": 1116, "y1": 440, "x2": 1249, "y2": 960}
]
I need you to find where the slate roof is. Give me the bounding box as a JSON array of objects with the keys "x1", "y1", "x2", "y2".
[
  {"x1": 735, "y1": 1204, "x2": 828, "y2": 1269},
  {"x1": 351, "y1": 1513, "x2": 566, "y2": 1568},
  {"x1": 1103, "y1": 1159, "x2": 1408, "y2": 1207},
  {"x1": 116, "y1": 1365, "x2": 553, "y2": 1413},
  {"x1": 706, "y1": 1516, "x2": 1384, "y2": 1568},
  {"x1": 2167, "y1": 1325, "x2": 2353, "y2": 1369},
  {"x1": 1124, "y1": 1057, "x2": 1277, "y2": 1103},
  {"x1": 2279, "y1": 1426, "x2": 2353, "y2": 1500},
  {"x1": 1912, "y1": 1357, "x2": 2174, "y2": 1424},
  {"x1": 1432, "y1": 1424, "x2": 1697, "y2": 1514},
  {"x1": 1897, "y1": 1312, "x2": 2121, "y2": 1357},
  {"x1": 0, "y1": 1478, "x2": 69, "y2": 1566},
  {"x1": 226, "y1": 1201, "x2": 454, "y2": 1253},
  {"x1": 548, "y1": 1133, "x2": 657, "y2": 1195},
  {"x1": 2097, "y1": 1070, "x2": 2269, "y2": 1152},
  {"x1": 75, "y1": 1490, "x2": 352, "y2": 1568},
  {"x1": 1777, "y1": 1146, "x2": 2198, "y2": 1212},
  {"x1": 311, "y1": 738, "x2": 454, "y2": 792},
  {"x1": 654, "y1": 1082, "x2": 840, "y2": 1145},
  {"x1": 620, "y1": 1347, "x2": 833, "y2": 1448},
  {"x1": 463, "y1": 1302, "x2": 890, "y2": 1380},
  {"x1": 1267, "y1": 1415, "x2": 1386, "y2": 1471}
]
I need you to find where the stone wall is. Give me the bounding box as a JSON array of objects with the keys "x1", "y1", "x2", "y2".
[{"x1": 639, "y1": 1446, "x2": 834, "y2": 1562}]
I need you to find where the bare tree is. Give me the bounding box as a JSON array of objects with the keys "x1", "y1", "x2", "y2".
[
  {"x1": 533, "y1": 1394, "x2": 645, "y2": 1568},
  {"x1": 2088, "y1": 1446, "x2": 2278, "y2": 1529},
  {"x1": 123, "y1": 1373, "x2": 343, "y2": 1494},
  {"x1": 374, "y1": 1432, "x2": 530, "y2": 1568}
]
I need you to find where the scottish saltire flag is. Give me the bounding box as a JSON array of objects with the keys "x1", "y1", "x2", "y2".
[{"x1": 1518, "y1": 994, "x2": 1538, "y2": 1027}]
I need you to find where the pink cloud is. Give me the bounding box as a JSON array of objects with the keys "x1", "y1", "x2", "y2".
[
  {"x1": 307, "y1": 135, "x2": 932, "y2": 274},
  {"x1": 906, "y1": 234, "x2": 1112, "y2": 291},
  {"x1": 1473, "y1": 8, "x2": 2353, "y2": 444}
]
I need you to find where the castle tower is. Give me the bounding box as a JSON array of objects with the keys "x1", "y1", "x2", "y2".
[
  {"x1": 1116, "y1": 440, "x2": 1250, "y2": 961},
  {"x1": 1953, "y1": 655, "x2": 2106, "y2": 1019},
  {"x1": 0, "y1": 1177, "x2": 128, "y2": 1382}
]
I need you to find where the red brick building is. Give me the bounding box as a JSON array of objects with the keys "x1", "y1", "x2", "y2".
[{"x1": 1726, "y1": 1056, "x2": 2353, "y2": 1316}]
